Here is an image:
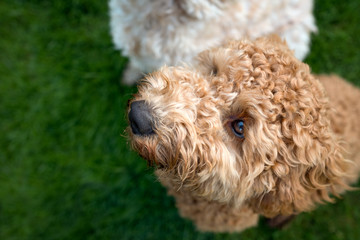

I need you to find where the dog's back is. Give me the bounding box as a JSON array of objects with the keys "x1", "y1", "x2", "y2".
[{"x1": 318, "y1": 75, "x2": 360, "y2": 183}]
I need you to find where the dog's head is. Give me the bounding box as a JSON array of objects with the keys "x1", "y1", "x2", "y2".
[{"x1": 128, "y1": 36, "x2": 350, "y2": 217}]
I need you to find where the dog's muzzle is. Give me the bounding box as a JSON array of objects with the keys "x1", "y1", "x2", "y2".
[{"x1": 128, "y1": 100, "x2": 155, "y2": 136}]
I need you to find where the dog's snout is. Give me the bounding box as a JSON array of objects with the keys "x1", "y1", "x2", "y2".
[{"x1": 128, "y1": 100, "x2": 155, "y2": 136}]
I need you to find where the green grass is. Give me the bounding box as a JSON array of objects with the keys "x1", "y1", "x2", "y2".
[{"x1": 0, "y1": 0, "x2": 359, "y2": 239}]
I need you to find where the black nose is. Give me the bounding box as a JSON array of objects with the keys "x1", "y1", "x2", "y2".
[{"x1": 128, "y1": 100, "x2": 155, "y2": 136}]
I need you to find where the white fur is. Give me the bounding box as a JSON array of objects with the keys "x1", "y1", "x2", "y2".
[{"x1": 109, "y1": 0, "x2": 316, "y2": 85}]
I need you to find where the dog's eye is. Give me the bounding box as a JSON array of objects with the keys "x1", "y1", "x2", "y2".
[{"x1": 231, "y1": 120, "x2": 245, "y2": 138}]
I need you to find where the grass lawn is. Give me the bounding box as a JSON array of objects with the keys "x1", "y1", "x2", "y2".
[{"x1": 0, "y1": 0, "x2": 359, "y2": 239}]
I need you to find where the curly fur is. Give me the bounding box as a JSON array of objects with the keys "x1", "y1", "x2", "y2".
[
  {"x1": 109, "y1": 0, "x2": 316, "y2": 84},
  {"x1": 128, "y1": 36, "x2": 360, "y2": 232}
]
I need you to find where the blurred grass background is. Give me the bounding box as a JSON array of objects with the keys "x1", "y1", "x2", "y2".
[{"x1": 0, "y1": 0, "x2": 359, "y2": 239}]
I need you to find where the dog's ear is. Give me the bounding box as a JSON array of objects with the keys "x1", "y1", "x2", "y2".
[
  {"x1": 247, "y1": 75, "x2": 352, "y2": 218},
  {"x1": 251, "y1": 133, "x2": 350, "y2": 217}
]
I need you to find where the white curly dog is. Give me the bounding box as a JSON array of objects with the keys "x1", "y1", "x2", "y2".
[{"x1": 109, "y1": 0, "x2": 316, "y2": 85}]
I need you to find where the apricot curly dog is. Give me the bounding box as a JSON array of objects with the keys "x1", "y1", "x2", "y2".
[{"x1": 127, "y1": 36, "x2": 360, "y2": 232}]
